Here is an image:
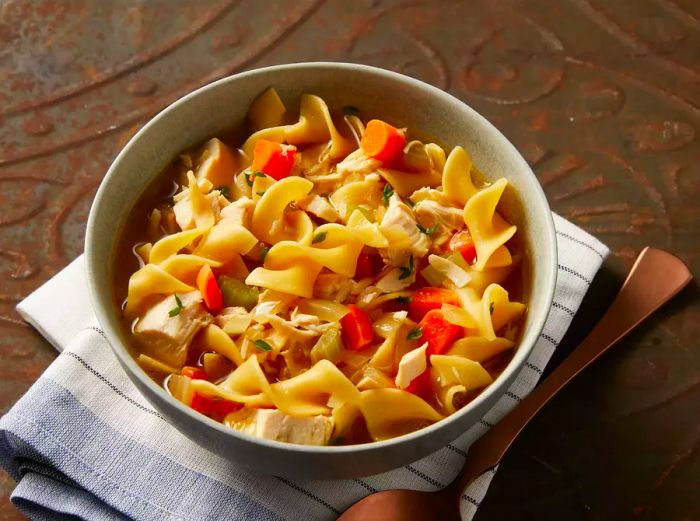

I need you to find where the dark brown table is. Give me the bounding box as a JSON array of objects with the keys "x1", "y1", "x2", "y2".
[{"x1": 1, "y1": 1, "x2": 698, "y2": 519}]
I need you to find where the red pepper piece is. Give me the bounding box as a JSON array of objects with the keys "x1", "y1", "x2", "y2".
[
  {"x1": 418, "y1": 309, "x2": 463, "y2": 357},
  {"x1": 181, "y1": 366, "x2": 208, "y2": 380},
  {"x1": 251, "y1": 139, "x2": 297, "y2": 180},
  {"x1": 196, "y1": 264, "x2": 224, "y2": 312},
  {"x1": 340, "y1": 304, "x2": 374, "y2": 351},
  {"x1": 408, "y1": 287, "x2": 459, "y2": 322}
]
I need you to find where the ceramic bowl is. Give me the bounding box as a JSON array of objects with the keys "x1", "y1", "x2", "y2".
[{"x1": 85, "y1": 62, "x2": 557, "y2": 479}]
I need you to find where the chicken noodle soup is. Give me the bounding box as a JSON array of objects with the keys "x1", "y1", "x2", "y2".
[{"x1": 117, "y1": 88, "x2": 526, "y2": 446}]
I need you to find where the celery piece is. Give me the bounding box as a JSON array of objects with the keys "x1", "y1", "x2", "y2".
[
  {"x1": 310, "y1": 328, "x2": 343, "y2": 365},
  {"x1": 218, "y1": 276, "x2": 259, "y2": 310}
]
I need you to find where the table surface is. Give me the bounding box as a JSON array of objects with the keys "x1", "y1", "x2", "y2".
[{"x1": 1, "y1": 0, "x2": 699, "y2": 519}]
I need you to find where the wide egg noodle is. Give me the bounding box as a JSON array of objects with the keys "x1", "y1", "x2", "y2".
[
  {"x1": 456, "y1": 283, "x2": 525, "y2": 340},
  {"x1": 242, "y1": 94, "x2": 355, "y2": 160},
  {"x1": 442, "y1": 146, "x2": 478, "y2": 205},
  {"x1": 125, "y1": 264, "x2": 194, "y2": 317},
  {"x1": 359, "y1": 389, "x2": 444, "y2": 441},
  {"x1": 463, "y1": 178, "x2": 516, "y2": 271},
  {"x1": 193, "y1": 220, "x2": 258, "y2": 263},
  {"x1": 251, "y1": 176, "x2": 314, "y2": 245}
]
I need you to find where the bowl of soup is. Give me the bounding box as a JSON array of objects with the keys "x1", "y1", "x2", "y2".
[{"x1": 85, "y1": 62, "x2": 557, "y2": 479}]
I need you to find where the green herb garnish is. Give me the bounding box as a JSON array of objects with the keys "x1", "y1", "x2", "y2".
[
  {"x1": 395, "y1": 295, "x2": 412, "y2": 305},
  {"x1": 417, "y1": 224, "x2": 438, "y2": 236},
  {"x1": 489, "y1": 302, "x2": 495, "y2": 314},
  {"x1": 256, "y1": 190, "x2": 266, "y2": 197},
  {"x1": 312, "y1": 232, "x2": 327, "y2": 244},
  {"x1": 168, "y1": 294, "x2": 184, "y2": 317},
  {"x1": 399, "y1": 255, "x2": 414, "y2": 280},
  {"x1": 382, "y1": 184, "x2": 394, "y2": 206},
  {"x1": 253, "y1": 339, "x2": 273, "y2": 352},
  {"x1": 407, "y1": 327, "x2": 423, "y2": 341},
  {"x1": 216, "y1": 186, "x2": 230, "y2": 198},
  {"x1": 259, "y1": 245, "x2": 270, "y2": 262}
]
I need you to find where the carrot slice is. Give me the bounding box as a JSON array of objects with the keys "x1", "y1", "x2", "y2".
[
  {"x1": 340, "y1": 304, "x2": 374, "y2": 351},
  {"x1": 360, "y1": 119, "x2": 406, "y2": 163},
  {"x1": 251, "y1": 139, "x2": 297, "y2": 180},
  {"x1": 409, "y1": 287, "x2": 459, "y2": 322},
  {"x1": 196, "y1": 264, "x2": 223, "y2": 312}
]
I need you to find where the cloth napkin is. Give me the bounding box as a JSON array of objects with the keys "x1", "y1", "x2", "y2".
[{"x1": 1, "y1": 213, "x2": 608, "y2": 521}]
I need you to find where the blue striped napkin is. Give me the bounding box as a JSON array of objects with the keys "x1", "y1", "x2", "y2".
[{"x1": 1, "y1": 214, "x2": 607, "y2": 521}]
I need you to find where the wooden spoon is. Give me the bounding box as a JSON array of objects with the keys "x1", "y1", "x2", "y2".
[{"x1": 338, "y1": 247, "x2": 692, "y2": 521}]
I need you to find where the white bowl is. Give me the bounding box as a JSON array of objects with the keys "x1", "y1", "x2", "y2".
[{"x1": 85, "y1": 62, "x2": 557, "y2": 479}]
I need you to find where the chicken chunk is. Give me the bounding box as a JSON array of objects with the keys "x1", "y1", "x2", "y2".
[
  {"x1": 226, "y1": 409, "x2": 334, "y2": 445},
  {"x1": 219, "y1": 196, "x2": 254, "y2": 228},
  {"x1": 414, "y1": 200, "x2": 464, "y2": 235},
  {"x1": 173, "y1": 190, "x2": 221, "y2": 231},
  {"x1": 395, "y1": 342, "x2": 428, "y2": 389},
  {"x1": 379, "y1": 194, "x2": 429, "y2": 266},
  {"x1": 297, "y1": 194, "x2": 340, "y2": 223},
  {"x1": 335, "y1": 148, "x2": 382, "y2": 179},
  {"x1": 133, "y1": 291, "x2": 211, "y2": 368}
]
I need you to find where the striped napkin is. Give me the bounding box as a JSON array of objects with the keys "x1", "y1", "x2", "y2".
[{"x1": 1, "y1": 214, "x2": 607, "y2": 521}]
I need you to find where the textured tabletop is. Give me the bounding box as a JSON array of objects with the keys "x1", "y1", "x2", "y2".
[{"x1": 1, "y1": 1, "x2": 698, "y2": 520}]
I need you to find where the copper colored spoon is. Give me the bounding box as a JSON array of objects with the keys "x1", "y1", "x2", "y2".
[{"x1": 339, "y1": 247, "x2": 692, "y2": 521}]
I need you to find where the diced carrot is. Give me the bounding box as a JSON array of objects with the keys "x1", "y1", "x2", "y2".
[
  {"x1": 418, "y1": 309, "x2": 463, "y2": 357},
  {"x1": 196, "y1": 264, "x2": 224, "y2": 312},
  {"x1": 360, "y1": 119, "x2": 406, "y2": 163},
  {"x1": 409, "y1": 287, "x2": 459, "y2": 322},
  {"x1": 190, "y1": 392, "x2": 242, "y2": 421},
  {"x1": 182, "y1": 366, "x2": 208, "y2": 380},
  {"x1": 340, "y1": 304, "x2": 374, "y2": 351},
  {"x1": 355, "y1": 251, "x2": 374, "y2": 280},
  {"x1": 449, "y1": 230, "x2": 477, "y2": 265},
  {"x1": 251, "y1": 139, "x2": 297, "y2": 180}
]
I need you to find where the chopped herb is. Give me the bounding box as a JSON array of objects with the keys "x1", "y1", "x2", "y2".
[
  {"x1": 256, "y1": 190, "x2": 266, "y2": 197},
  {"x1": 253, "y1": 339, "x2": 273, "y2": 352},
  {"x1": 489, "y1": 302, "x2": 495, "y2": 314},
  {"x1": 382, "y1": 184, "x2": 394, "y2": 206},
  {"x1": 312, "y1": 232, "x2": 327, "y2": 244},
  {"x1": 406, "y1": 199, "x2": 416, "y2": 208},
  {"x1": 395, "y1": 295, "x2": 412, "y2": 305},
  {"x1": 259, "y1": 245, "x2": 270, "y2": 262},
  {"x1": 417, "y1": 224, "x2": 438, "y2": 236},
  {"x1": 216, "y1": 186, "x2": 230, "y2": 198},
  {"x1": 342, "y1": 106, "x2": 360, "y2": 116},
  {"x1": 407, "y1": 327, "x2": 423, "y2": 341},
  {"x1": 399, "y1": 255, "x2": 414, "y2": 280},
  {"x1": 245, "y1": 170, "x2": 266, "y2": 187},
  {"x1": 168, "y1": 294, "x2": 184, "y2": 317}
]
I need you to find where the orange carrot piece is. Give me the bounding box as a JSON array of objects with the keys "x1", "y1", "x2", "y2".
[
  {"x1": 449, "y1": 230, "x2": 477, "y2": 265},
  {"x1": 418, "y1": 309, "x2": 463, "y2": 357},
  {"x1": 360, "y1": 119, "x2": 406, "y2": 163}
]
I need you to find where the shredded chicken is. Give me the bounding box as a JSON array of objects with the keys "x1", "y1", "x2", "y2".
[
  {"x1": 173, "y1": 190, "x2": 221, "y2": 231},
  {"x1": 414, "y1": 200, "x2": 464, "y2": 236},
  {"x1": 379, "y1": 194, "x2": 429, "y2": 266},
  {"x1": 297, "y1": 194, "x2": 340, "y2": 222},
  {"x1": 375, "y1": 267, "x2": 414, "y2": 293},
  {"x1": 336, "y1": 148, "x2": 381, "y2": 179},
  {"x1": 219, "y1": 196, "x2": 254, "y2": 228}
]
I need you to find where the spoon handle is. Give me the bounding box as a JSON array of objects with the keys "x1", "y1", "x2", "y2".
[{"x1": 447, "y1": 247, "x2": 692, "y2": 498}]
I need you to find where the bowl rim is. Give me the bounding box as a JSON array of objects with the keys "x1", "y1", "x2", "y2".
[{"x1": 86, "y1": 61, "x2": 557, "y2": 456}]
